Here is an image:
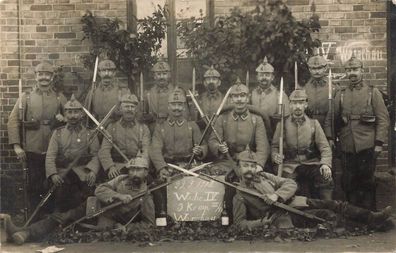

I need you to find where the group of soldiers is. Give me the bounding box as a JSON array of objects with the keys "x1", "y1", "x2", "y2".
[{"x1": 2, "y1": 52, "x2": 392, "y2": 245}]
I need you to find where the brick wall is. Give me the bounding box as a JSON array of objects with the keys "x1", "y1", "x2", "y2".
[{"x1": 0, "y1": 0, "x2": 126, "y2": 173}]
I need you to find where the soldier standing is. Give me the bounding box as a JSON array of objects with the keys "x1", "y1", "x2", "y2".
[
  {"x1": 326, "y1": 56, "x2": 389, "y2": 210},
  {"x1": 149, "y1": 87, "x2": 207, "y2": 214},
  {"x1": 272, "y1": 89, "x2": 333, "y2": 200},
  {"x1": 232, "y1": 150, "x2": 392, "y2": 231},
  {"x1": 304, "y1": 54, "x2": 338, "y2": 129},
  {"x1": 85, "y1": 59, "x2": 130, "y2": 122},
  {"x1": 98, "y1": 93, "x2": 151, "y2": 179},
  {"x1": 251, "y1": 57, "x2": 290, "y2": 134},
  {"x1": 3, "y1": 157, "x2": 155, "y2": 245},
  {"x1": 46, "y1": 95, "x2": 100, "y2": 212},
  {"x1": 142, "y1": 60, "x2": 175, "y2": 130},
  {"x1": 7, "y1": 61, "x2": 67, "y2": 213}
]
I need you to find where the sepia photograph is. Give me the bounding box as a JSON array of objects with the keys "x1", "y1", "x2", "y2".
[{"x1": 0, "y1": 0, "x2": 395, "y2": 252}]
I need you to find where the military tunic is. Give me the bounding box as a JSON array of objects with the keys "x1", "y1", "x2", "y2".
[
  {"x1": 304, "y1": 78, "x2": 338, "y2": 129},
  {"x1": 45, "y1": 123, "x2": 100, "y2": 211},
  {"x1": 85, "y1": 82, "x2": 130, "y2": 122},
  {"x1": 251, "y1": 85, "x2": 290, "y2": 133},
  {"x1": 8, "y1": 88, "x2": 67, "y2": 154},
  {"x1": 98, "y1": 119, "x2": 151, "y2": 172},
  {"x1": 145, "y1": 85, "x2": 174, "y2": 122},
  {"x1": 209, "y1": 110, "x2": 270, "y2": 167},
  {"x1": 95, "y1": 175, "x2": 155, "y2": 228},
  {"x1": 272, "y1": 115, "x2": 332, "y2": 175},
  {"x1": 149, "y1": 118, "x2": 207, "y2": 171}
]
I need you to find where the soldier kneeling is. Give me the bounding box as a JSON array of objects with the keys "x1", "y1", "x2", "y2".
[{"x1": 2, "y1": 157, "x2": 154, "y2": 245}]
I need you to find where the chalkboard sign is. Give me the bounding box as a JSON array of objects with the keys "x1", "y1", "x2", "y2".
[{"x1": 167, "y1": 176, "x2": 225, "y2": 221}]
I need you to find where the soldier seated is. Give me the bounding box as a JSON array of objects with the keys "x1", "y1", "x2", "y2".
[
  {"x1": 98, "y1": 93, "x2": 150, "y2": 180},
  {"x1": 2, "y1": 157, "x2": 155, "y2": 245},
  {"x1": 47, "y1": 95, "x2": 100, "y2": 212},
  {"x1": 232, "y1": 150, "x2": 392, "y2": 231},
  {"x1": 272, "y1": 89, "x2": 333, "y2": 200}
]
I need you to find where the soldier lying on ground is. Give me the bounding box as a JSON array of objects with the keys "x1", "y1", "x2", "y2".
[
  {"x1": 232, "y1": 149, "x2": 392, "y2": 231},
  {"x1": 2, "y1": 157, "x2": 155, "y2": 245}
]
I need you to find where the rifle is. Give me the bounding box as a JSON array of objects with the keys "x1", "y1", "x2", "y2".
[
  {"x1": 277, "y1": 77, "x2": 285, "y2": 177},
  {"x1": 18, "y1": 79, "x2": 29, "y2": 222},
  {"x1": 187, "y1": 88, "x2": 233, "y2": 167},
  {"x1": 62, "y1": 162, "x2": 212, "y2": 231},
  {"x1": 83, "y1": 107, "x2": 130, "y2": 163},
  {"x1": 328, "y1": 69, "x2": 335, "y2": 143},
  {"x1": 24, "y1": 105, "x2": 116, "y2": 228},
  {"x1": 85, "y1": 56, "x2": 99, "y2": 127},
  {"x1": 169, "y1": 163, "x2": 327, "y2": 224}
]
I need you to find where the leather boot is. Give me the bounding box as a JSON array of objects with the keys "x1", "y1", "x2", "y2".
[
  {"x1": 12, "y1": 230, "x2": 30, "y2": 245},
  {"x1": 28, "y1": 217, "x2": 59, "y2": 241},
  {"x1": 368, "y1": 206, "x2": 392, "y2": 228},
  {"x1": 1, "y1": 214, "x2": 22, "y2": 237}
]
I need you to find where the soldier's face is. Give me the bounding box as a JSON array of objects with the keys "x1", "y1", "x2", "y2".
[
  {"x1": 231, "y1": 93, "x2": 249, "y2": 113},
  {"x1": 120, "y1": 102, "x2": 137, "y2": 121},
  {"x1": 309, "y1": 65, "x2": 328, "y2": 79},
  {"x1": 65, "y1": 109, "x2": 83, "y2": 125},
  {"x1": 204, "y1": 77, "x2": 221, "y2": 92},
  {"x1": 290, "y1": 100, "x2": 307, "y2": 117},
  {"x1": 36, "y1": 71, "x2": 53, "y2": 88},
  {"x1": 257, "y1": 72, "x2": 274, "y2": 88},
  {"x1": 98, "y1": 68, "x2": 115, "y2": 84},
  {"x1": 168, "y1": 102, "x2": 185, "y2": 118},
  {"x1": 154, "y1": 71, "x2": 170, "y2": 87},
  {"x1": 238, "y1": 161, "x2": 257, "y2": 181},
  {"x1": 346, "y1": 67, "x2": 363, "y2": 84},
  {"x1": 128, "y1": 167, "x2": 147, "y2": 186}
]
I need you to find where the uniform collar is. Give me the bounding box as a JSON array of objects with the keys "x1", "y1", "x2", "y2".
[
  {"x1": 291, "y1": 115, "x2": 306, "y2": 125},
  {"x1": 120, "y1": 118, "x2": 136, "y2": 128},
  {"x1": 311, "y1": 78, "x2": 326, "y2": 87},
  {"x1": 99, "y1": 81, "x2": 115, "y2": 91},
  {"x1": 34, "y1": 85, "x2": 54, "y2": 95},
  {"x1": 156, "y1": 84, "x2": 170, "y2": 93},
  {"x1": 232, "y1": 110, "x2": 249, "y2": 121},
  {"x1": 206, "y1": 90, "x2": 222, "y2": 99},
  {"x1": 66, "y1": 123, "x2": 83, "y2": 132},
  {"x1": 255, "y1": 85, "x2": 273, "y2": 95},
  {"x1": 167, "y1": 117, "x2": 185, "y2": 126},
  {"x1": 349, "y1": 80, "x2": 363, "y2": 90}
]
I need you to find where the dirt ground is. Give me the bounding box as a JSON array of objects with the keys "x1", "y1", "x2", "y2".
[{"x1": 1, "y1": 230, "x2": 396, "y2": 253}]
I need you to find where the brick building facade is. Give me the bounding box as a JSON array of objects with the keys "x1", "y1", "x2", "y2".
[{"x1": 0, "y1": 0, "x2": 392, "y2": 211}]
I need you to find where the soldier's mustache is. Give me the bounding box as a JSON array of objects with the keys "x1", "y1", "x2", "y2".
[
  {"x1": 131, "y1": 176, "x2": 142, "y2": 185},
  {"x1": 39, "y1": 78, "x2": 50, "y2": 82},
  {"x1": 243, "y1": 171, "x2": 254, "y2": 180}
]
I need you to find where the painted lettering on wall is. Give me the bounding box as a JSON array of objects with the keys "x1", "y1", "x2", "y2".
[{"x1": 320, "y1": 41, "x2": 385, "y2": 63}]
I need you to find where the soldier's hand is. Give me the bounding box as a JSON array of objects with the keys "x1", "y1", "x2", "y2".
[
  {"x1": 108, "y1": 166, "x2": 121, "y2": 179},
  {"x1": 374, "y1": 145, "x2": 383, "y2": 157},
  {"x1": 272, "y1": 153, "x2": 284, "y2": 165},
  {"x1": 86, "y1": 171, "x2": 96, "y2": 187},
  {"x1": 116, "y1": 194, "x2": 133, "y2": 204},
  {"x1": 192, "y1": 145, "x2": 203, "y2": 156},
  {"x1": 159, "y1": 167, "x2": 171, "y2": 180},
  {"x1": 13, "y1": 144, "x2": 26, "y2": 161},
  {"x1": 320, "y1": 164, "x2": 332, "y2": 181},
  {"x1": 218, "y1": 143, "x2": 229, "y2": 154},
  {"x1": 51, "y1": 174, "x2": 64, "y2": 187},
  {"x1": 262, "y1": 193, "x2": 278, "y2": 205},
  {"x1": 261, "y1": 213, "x2": 273, "y2": 226}
]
